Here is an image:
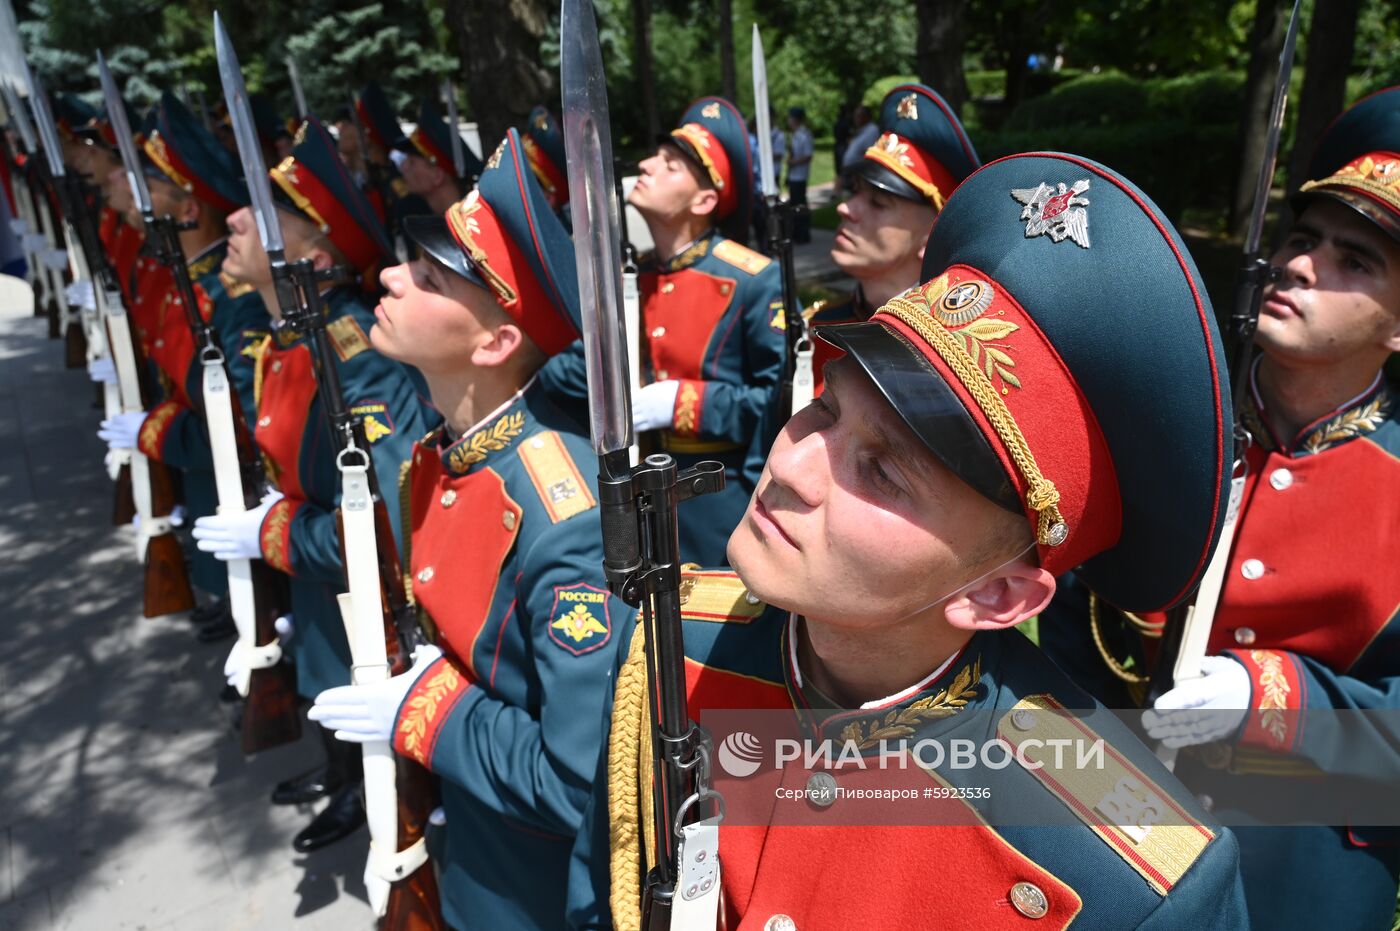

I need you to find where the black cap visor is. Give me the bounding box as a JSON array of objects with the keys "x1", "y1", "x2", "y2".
[
  {"x1": 1292, "y1": 186, "x2": 1400, "y2": 244},
  {"x1": 818, "y1": 321, "x2": 1021, "y2": 513},
  {"x1": 403, "y1": 214, "x2": 486, "y2": 289},
  {"x1": 851, "y1": 159, "x2": 926, "y2": 205}
]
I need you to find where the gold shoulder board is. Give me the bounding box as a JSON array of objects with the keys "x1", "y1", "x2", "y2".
[
  {"x1": 997, "y1": 694, "x2": 1215, "y2": 896},
  {"x1": 712, "y1": 238, "x2": 773, "y2": 275},
  {"x1": 517, "y1": 431, "x2": 597, "y2": 523},
  {"x1": 326, "y1": 315, "x2": 372, "y2": 362},
  {"x1": 678, "y1": 568, "x2": 766, "y2": 623}
]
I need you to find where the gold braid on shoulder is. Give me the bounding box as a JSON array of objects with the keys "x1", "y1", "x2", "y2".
[{"x1": 1088, "y1": 591, "x2": 1161, "y2": 685}]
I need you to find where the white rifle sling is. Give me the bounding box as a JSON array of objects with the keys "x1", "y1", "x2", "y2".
[
  {"x1": 204, "y1": 351, "x2": 277, "y2": 695},
  {"x1": 95, "y1": 285, "x2": 124, "y2": 425},
  {"x1": 58, "y1": 222, "x2": 85, "y2": 332},
  {"x1": 12, "y1": 176, "x2": 46, "y2": 309},
  {"x1": 1156, "y1": 469, "x2": 1247, "y2": 770},
  {"x1": 669, "y1": 819, "x2": 722, "y2": 931},
  {"x1": 789, "y1": 338, "x2": 815, "y2": 418},
  {"x1": 35, "y1": 196, "x2": 65, "y2": 319},
  {"x1": 336, "y1": 453, "x2": 411, "y2": 916},
  {"x1": 623, "y1": 266, "x2": 642, "y2": 466},
  {"x1": 103, "y1": 288, "x2": 161, "y2": 557}
]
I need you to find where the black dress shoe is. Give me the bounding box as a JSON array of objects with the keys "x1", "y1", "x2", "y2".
[
  {"x1": 190, "y1": 599, "x2": 229, "y2": 624},
  {"x1": 292, "y1": 784, "x2": 365, "y2": 853},
  {"x1": 195, "y1": 612, "x2": 237, "y2": 643},
  {"x1": 271, "y1": 765, "x2": 339, "y2": 806}
]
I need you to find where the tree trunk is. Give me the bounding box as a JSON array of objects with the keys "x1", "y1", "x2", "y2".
[
  {"x1": 718, "y1": 0, "x2": 736, "y2": 103},
  {"x1": 632, "y1": 0, "x2": 658, "y2": 146},
  {"x1": 1285, "y1": 0, "x2": 1362, "y2": 192},
  {"x1": 1229, "y1": 0, "x2": 1289, "y2": 237},
  {"x1": 915, "y1": 0, "x2": 967, "y2": 115},
  {"x1": 445, "y1": 0, "x2": 553, "y2": 154}
]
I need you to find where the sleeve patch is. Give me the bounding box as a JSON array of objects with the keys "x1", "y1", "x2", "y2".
[
  {"x1": 350, "y1": 400, "x2": 395, "y2": 444},
  {"x1": 712, "y1": 238, "x2": 772, "y2": 274},
  {"x1": 547, "y1": 583, "x2": 613, "y2": 656},
  {"x1": 770, "y1": 301, "x2": 788, "y2": 332},
  {"x1": 678, "y1": 568, "x2": 766, "y2": 622},
  {"x1": 517, "y1": 431, "x2": 597, "y2": 523},
  {"x1": 997, "y1": 694, "x2": 1215, "y2": 896},
  {"x1": 326, "y1": 315, "x2": 372, "y2": 362}
]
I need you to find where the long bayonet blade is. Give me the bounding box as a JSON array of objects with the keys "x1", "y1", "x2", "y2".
[
  {"x1": 1242, "y1": 0, "x2": 1302, "y2": 260},
  {"x1": 752, "y1": 25, "x2": 777, "y2": 199},
  {"x1": 2, "y1": 80, "x2": 37, "y2": 154},
  {"x1": 23, "y1": 64, "x2": 64, "y2": 179},
  {"x1": 442, "y1": 80, "x2": 466, "y2": 180},
  {"x1": 286, "y1": 55, "x2": 308, "y2": 120},
  {"x1": 562, "y1": 0, "x2": 632, "y2": 455},
  {"x1": 97, "y1": 52, "x2": 153, "y2": 216},
  {"x1": 215, "y1": 12, "x2": 285, "y2": 256}
]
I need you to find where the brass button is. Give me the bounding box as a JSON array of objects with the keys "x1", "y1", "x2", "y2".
[
  {"x1": 661, "y1": 282, "x2": 676, "y2": 294},
  {"x1": 257, "y1": 416, "x2": 271, "y2": 428},
  {"x1": 744, "y1": 590, "x2": 760, "y2": 605},
  {"x1": 805, "y1": 772, "x2": 837, "y2": 809},
  {"x1": 440, "y1": 489, "x2": 457, "y2": 508},
  {"x1": 763, "y1": 917, "x2": 796, "y2": 931},
  {"x1": 503, "y1": 510, "x2": 517, "y2": 530},
  {"x1": 651, "y1": 326, "x2": 666, "y2": 338},
  {"x1": 173, "y1": 297, "x2": 182, "y2": 305},
  {"x1": 1269, "y1": 467, "x2": 1293, "y2": 491},
  {"x1": 1011, "y1": 709, "x2": 1036, "y2": 731},
  {"x1": 1010, "y1": 881, "x2": 1048, "y2": 919},
  {"x1": 154, "y1": 339, "x2": 164, "y2": 348},
  {"x1": 416, "y1": 566, "x2": 435, "y2": 584},
  {"x1": 657, "y1": 370, "x2": 669, "y2": 381},
  {"x1": 1240, "y1": 559, "x2": 1265, "y2": 580},
  {"x1": 1234, "y1": 627, "x2": 1257, "y2": 646},
  {"x1": 531, "y1": 437, "x2": 545, "y2": 449},
  {"x1": 272, "y1": 360, "x2": 282, "y2": 373},
  {"x1": 720, "y1": 283, "x2": 731, "y2": 296}
]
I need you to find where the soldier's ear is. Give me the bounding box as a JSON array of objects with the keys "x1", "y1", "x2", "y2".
[
  {"x1": 1383, "y1": 312, "x2": 1400, "y2": 354},
  {"x1": 690, "y1": 186, "x2": 720, "y2": 219},
  {"x1": 470, "y1": 322, "x2": 525, "y2": 368},
  {"x1": 942, "y1": 564, "x2": 1054, "y2": 632},
  {"x1": 180, "y1": 195, "x2": 203, "y2": 226}
]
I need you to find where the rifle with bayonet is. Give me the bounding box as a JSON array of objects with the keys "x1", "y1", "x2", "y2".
[
  {"x1": 1146, "y1": 0, "x2": 1302, "y2": 757},
  {"x1": 0, "y1": 81, "x2": 52, "y2": 320},
  {"x1": 562, "y1": 1, "x2": 727, "y2": 926},
  {"x1": 215, "y1": 16, "x2": 442, "y2": 925},
  {"x1": 24, "y1": 63, "x2": 196, "y2": 616},
  {"x1": 753, "y1": 25, "x2": 813, "y2": 431},
  {"x1": 345, "y1": 91, "x2": 406, "y2": 262},
  {"x1": 287, "y1": 56, "x2": 309, "y2": 122}
]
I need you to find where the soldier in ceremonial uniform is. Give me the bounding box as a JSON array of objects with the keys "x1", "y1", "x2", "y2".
[
  {"x1": 806, "y1": 83, "x2": 980, "y2": 394},
  {"x1": 307, "y1": 129, "x2": 633, "y2": 930},
  {"x1": 393, "y1": 98, "x2": 483, "y2": 216},
  {"x1": 542, "y1": 96, "x2": 784, "y2": 566},
  {"x1": 567, "y1": 152, "x2": 1248, "y2": 929},
  {"x1": 522, "y1": 104, "x2": 570, "y2": 223},
  {"x1": 346, "y1": 80, "x2": 427, "y2": 253},
  {"x1": 95, "y1": 91, "x2": 270, "y2": 634},
  {"x1": 197, "y1": 117, "x2": 434, "y2": 852},
  {"x1": 1040, "y1": 87, "x2": 1400, "y2": 929}
]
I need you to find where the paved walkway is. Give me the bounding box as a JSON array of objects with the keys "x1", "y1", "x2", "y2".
[{"x1": 0, "y1": 286, "x2": 372, "y2": 930}]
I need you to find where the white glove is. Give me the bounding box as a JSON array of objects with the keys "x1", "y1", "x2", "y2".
[
  {"x1": 88, "y1": 357, "x2": 117, "y2": 385},
  {"x1": 223, "y1": 613, "x2": 292, "y2": 687},
  {"x1": 41, "y1": 248, "x2": 69, "y2": 272},
  {"x1": 9, "y1": 218, "x2": 27, "y2": 237},
  {"x1": 22, "y1": 233, "x2": 47, "y2": 254},
  {"x1": 64, "y1": 279, "x2": 96, "y2": 311},
  {"x1": 98, "y1": 410, "x2": 148, "y2": 451},
  {"x1": 190, "y1": 489, "x2": 284, "y2": 561},
  {"x1": 633, "y1": 380, "x2": 681, "y2": 432},
  {"x1": 308, "y1": 644, "x2": 445, "y2": 743},
  {"x1": 170, "y1": 503, "x2": 187, "y2": 527},
  {"x1": 1142, "y1": 655, "x2": 1251, "y2": 749}
]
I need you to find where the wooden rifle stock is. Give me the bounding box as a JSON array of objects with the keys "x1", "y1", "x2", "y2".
[
  {"x1": 113, "y1": 462, "x2": 136, "y2": 526},
  {"x1": 142, "y1": 459, "x2": 196, "y2": 617},
  {"x1": 240, "y1": 561, "x2": 301, "y2": 753},
  {"x1": 372, "y1": 501, "x2": 445, "y2": 931},
  {"x1": 64, "y1": 316, "x2": 86, "y2": 368}
]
